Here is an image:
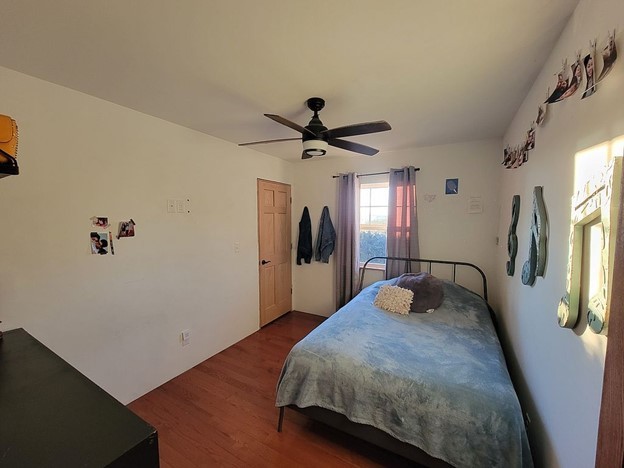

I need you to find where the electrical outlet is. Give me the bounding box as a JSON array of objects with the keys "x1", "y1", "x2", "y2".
[
  {"x1": 176, "y1": 199, "x2": 184, "y2": 213},
  {"x1": 167, "y1": 199, "x2": 176, "y2": 213},
  {"x1": 180, "y1": 329, "x2": 191, "y2": 346},
  {"x1": 234, "y1": 242, "x2": 240, "y2": 254}
]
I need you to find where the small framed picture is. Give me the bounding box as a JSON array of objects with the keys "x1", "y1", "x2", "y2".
[{"x1": 445, "y1": 178, "x2": 459, "y2": 195}]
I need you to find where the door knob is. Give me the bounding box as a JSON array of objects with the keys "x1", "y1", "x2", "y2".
[{"x1": 261, "y1": 260, "x2": 271, "y2": 265}]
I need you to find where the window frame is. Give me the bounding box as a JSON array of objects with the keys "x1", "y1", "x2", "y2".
[{"x1": 359, "y1": 180, "x2": 389, "y2": 269}]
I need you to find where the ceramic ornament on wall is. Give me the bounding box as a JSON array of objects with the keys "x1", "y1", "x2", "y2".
[
  {"x1": 506, "y1": 195, "x2": 520, "y2": 276},
  {"x1": 521, "y1": 187, "x2": 548, "y2": 286}
]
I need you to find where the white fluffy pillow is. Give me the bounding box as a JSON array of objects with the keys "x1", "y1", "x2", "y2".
[{"x1": 373, "y1": 285, "x2": 414, "y2": 315}]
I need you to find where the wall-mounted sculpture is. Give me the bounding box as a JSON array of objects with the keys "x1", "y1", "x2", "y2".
[
  {"x1": 521, "y1": 187, "x2": 548, "y2": 286},
  {"x1": 557, "y1": 156, "x2": 623, "y2": 333},
  {"x1": 506, "y1": 195, "x2": 521, "y2": 276}
]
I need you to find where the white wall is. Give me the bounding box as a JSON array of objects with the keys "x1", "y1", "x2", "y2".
[
  {"x1": 494, "y1": 0, "x2": 624, "y2": 466},
  {"x1": 0, "y1": 66, "x2": 293, "y2": 404},
  {"x1": 291, "y1": 139, "x2": 502, "y2": 316}
]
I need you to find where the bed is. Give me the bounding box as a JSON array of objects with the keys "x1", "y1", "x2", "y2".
[{"x1": 275, "y1": 258, "x2": 532, "y2": 468}]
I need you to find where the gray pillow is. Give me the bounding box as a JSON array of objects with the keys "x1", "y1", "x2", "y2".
[{"x1": 395, "y1": 272, "x2": 444, "y2": 313}]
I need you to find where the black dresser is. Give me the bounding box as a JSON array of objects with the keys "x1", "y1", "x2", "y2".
[{"x1": 0, "y1": 328, "x2": 159, "y2": 467}]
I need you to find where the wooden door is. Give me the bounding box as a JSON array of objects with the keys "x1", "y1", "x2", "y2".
[{"x1": 258, "y1": 179, "x2": 292, "y2": 327}]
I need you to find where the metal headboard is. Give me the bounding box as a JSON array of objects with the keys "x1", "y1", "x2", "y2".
[{"x1": 358, "y1": 256, "x2": 489, "y2": 301}]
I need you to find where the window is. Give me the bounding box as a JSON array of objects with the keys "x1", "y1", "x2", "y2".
[{"x1": 359, "y1": 181, "x2": 389, "y2": 266}]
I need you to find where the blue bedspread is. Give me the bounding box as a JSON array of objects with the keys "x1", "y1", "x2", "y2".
[{"x1": 276, "y1": 279, "x2": 532, "y2": 468}]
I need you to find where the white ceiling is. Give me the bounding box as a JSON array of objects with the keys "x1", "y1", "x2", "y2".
[{"x1": 0, "y1": 0, "x2": 579, "y2": 161}]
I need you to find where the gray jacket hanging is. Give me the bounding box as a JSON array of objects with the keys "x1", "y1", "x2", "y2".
[{"x1": 315, "y1": 206, "x2": 336, "y2": 263}]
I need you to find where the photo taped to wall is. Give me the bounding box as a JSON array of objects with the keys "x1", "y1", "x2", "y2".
[{"x1": 90, "y1": 231, "x2": 109, "y2": 255}]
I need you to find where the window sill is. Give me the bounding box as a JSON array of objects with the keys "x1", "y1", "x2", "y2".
[{"x1": 359, "y1": 263, "x2": 386, "y2": 271}]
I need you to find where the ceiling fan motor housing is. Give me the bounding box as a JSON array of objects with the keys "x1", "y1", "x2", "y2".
[{"x1": 303, "y1": 116, "x2": 328, "y2": 141}]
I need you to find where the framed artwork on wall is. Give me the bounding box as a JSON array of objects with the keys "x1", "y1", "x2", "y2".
[{"x1": 445, "y1": 178, "x2": 459, "y2": 195}]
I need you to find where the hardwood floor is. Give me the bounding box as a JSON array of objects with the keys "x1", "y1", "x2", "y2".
[{"x1": 128, "y1": 311, "x2": 414, "y2": 467}]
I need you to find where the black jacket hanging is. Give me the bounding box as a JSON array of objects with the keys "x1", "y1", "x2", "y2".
[
  {"x1": 296, "y1": 206, "x2": 313, "y2": 265},
  {"x1": 315, "y1": 206, "x2": 336, "y2": 263}
]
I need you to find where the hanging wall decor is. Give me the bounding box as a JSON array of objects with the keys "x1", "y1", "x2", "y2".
[
  {"x1": 559, "y1": 53, "x2": 583, "y2": 100},
  {"x1": 557, "y1": 156, "x2": 623, "y2": 333},
  {"x1": 118, "y1": 219, "x2": 136, "y2": 238},
  {"x1": 521, "y1": 187, "x2": 548, "y2": 286},
  {"x1": 506, "y1": 195, "x2": 521, "y2": 276},
  {"x1": 535, "y1": 106, "x2": 547, "y2": 125},
  {"x1": 445, "y1": 178, "x2": 459, "y2": 195},
  {"x1": 90, "y1": 231, "x2": 110, "y2": 255},
  {"x1": 91, "y1": 216, "x2": 109, "y2": 228},
  {"x1": 525, "y1": 123, "x2": 536, "y2": 151},
  {"x1": 545, "y1": 59, "x2": 570, "y2": 104},
  {"x1": 582, "y1": 40, "x2": 598, "y2": 99},
  {"x1": 503, "y1": 30, "x2": 618, "y2": 168},
  {"x1": 595, "y1": 29, "x2": 617, "y2": 83}
]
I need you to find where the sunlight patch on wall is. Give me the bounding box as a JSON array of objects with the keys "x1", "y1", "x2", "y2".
[
  {"x1": 611, "y1": 137, "x2": 624, "y2": 160},
  {"x1": 574, "y1": 143, "x2": 609, "y2": 189}
]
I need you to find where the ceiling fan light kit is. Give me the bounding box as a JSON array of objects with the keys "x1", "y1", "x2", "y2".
[
  {"x1": 240, "y1": 97, "x2": 391, "y2": 159},
  {"x1": 302, "y1": 139, "x2": 328, "y2": 158}
]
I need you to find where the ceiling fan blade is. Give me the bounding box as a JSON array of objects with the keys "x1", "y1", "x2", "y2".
[
  {"x1": 265, "y1": 114, "x2": 316, "y2": 137},
  {"x1": 301, "y1": 151, "x2": 313, "y2": 160},
  {"x1": 239, "y1": 137, "x2": 301, "y2": 147},
  {"x1": 328, "y1": 138, "x2": 379, "y2": 156},
  {"x1": 322, "y1": 120, "x2": 391, "y2": 139}
]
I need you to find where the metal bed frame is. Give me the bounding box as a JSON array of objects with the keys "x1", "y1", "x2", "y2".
[
  {"x1": 276, "y1": 257, "x2": 493, "y2": 466},
  {"x1": 357, "y1": 256, "x2": 488, "y2": 301}
]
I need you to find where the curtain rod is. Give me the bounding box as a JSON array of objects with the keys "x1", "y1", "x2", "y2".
[{"x1": 332, "y1": 168, "x2": 420, "y2": 178}]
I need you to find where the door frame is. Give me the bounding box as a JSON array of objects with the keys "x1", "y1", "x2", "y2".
[{"x1": 595, "y1": 172, "x2": 624, "y2": 466}]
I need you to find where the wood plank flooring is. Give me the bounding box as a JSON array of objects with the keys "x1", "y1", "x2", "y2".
[{"x1": 128, "y1": 311, "x2": 414, "y2": 467}]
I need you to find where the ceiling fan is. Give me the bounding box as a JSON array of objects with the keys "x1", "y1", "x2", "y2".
[{"x1": 239, "y1": 97, "x2": 391, "y2": 159}]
